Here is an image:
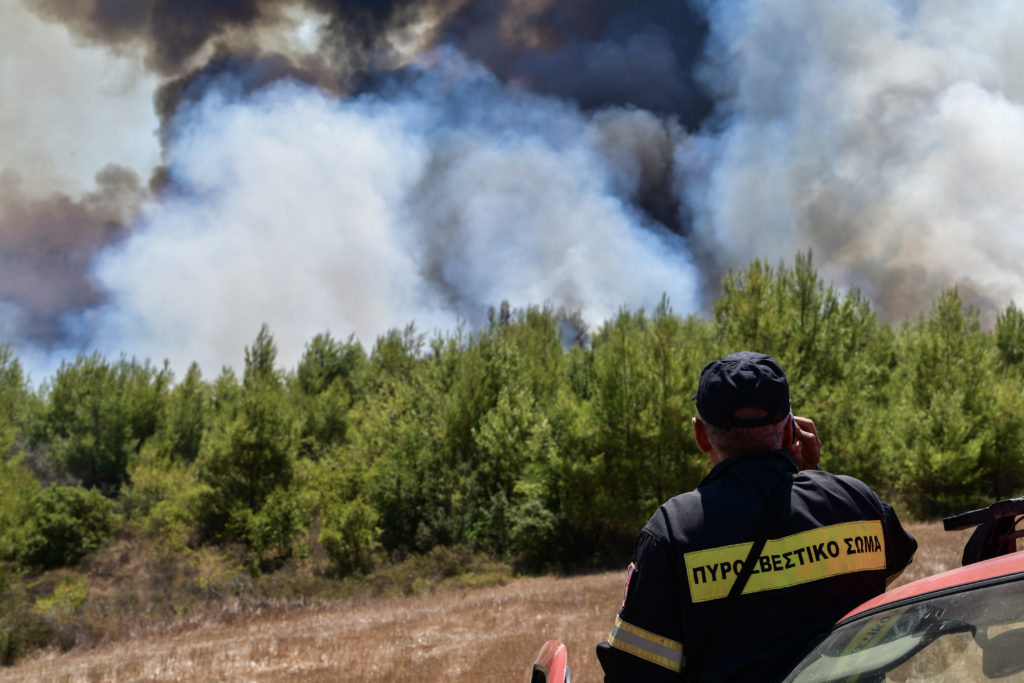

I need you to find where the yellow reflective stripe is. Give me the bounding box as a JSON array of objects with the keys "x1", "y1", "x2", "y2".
[
  {"x1": 608, "y1": 615, "x2": 684, "y2": 672},
  {"x1": 685, "y1": 520, "x2": 886, "y2": 603}
]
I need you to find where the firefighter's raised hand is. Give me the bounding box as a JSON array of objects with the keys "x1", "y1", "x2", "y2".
[{"x1": 788, "y1": 415, "x2": 821, "y2": 470}]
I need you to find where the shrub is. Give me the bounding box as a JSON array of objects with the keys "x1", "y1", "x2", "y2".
[
  {"x1": 510, "y1": 497, "x2": 559, "y2": 573},
  {"x1": 319, "y1": 498, "x2": 380, "y2": 574},
  {"x1": 122, "y1": 447, "x2": 208, "y2": 549},
  {"x1": 246, "y1": 487, "x2": 310, "y2": 569},
  {"x1": 0, "y1": 568, "x2": 52, "y2": 666},
  {"x1": 22, "y1": 487, "x2": 118, "y2": 569}
]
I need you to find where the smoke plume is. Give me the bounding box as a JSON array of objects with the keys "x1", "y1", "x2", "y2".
[
  {"x1": 0, "y1": 166, "x2": 143, "y2": 344},
  {"x1": 81, "y1": 56, "x2": 699, "y2": 373},
  {"x1": 685, "y1": 0, "x2": 1024, "y2": 321},
  {"x1": 3, "y1": 0, "x2": 1024, "y2": 379}
]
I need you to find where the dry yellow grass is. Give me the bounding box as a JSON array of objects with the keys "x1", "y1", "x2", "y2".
[
  {"x1": 1, "y1": 572, "x2": 620, "y2": 682},
  {"x1": 0, "y1": 521, "x2": 978, "y2": 682}
]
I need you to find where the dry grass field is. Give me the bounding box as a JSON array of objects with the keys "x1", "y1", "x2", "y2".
[{"x1": 0, "y1": 522, "x2": 976, "y2": 682}]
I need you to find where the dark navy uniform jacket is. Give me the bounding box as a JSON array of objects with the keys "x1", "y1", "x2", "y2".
[{"x1": 597, "y1": 449, "x2": 917, "y2": 682}]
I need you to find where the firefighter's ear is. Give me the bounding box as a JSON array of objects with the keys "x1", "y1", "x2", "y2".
[{"x1": 692, "y1": 417, "x2": 712, "y2": 454}]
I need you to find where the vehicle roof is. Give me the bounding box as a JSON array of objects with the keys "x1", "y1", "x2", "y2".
[{"x1": 840, "y1": 550, "x2": 1024, "y2": 622}]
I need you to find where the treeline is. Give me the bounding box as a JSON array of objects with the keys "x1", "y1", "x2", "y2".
[{"x1": 2, "y1": 253, "x2": 1024, "y2": 586}]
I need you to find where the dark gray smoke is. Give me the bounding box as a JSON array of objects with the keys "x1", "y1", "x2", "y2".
[
  {"x1": 443, "y1": 1, "x2": 712, "y2": 122},
  {"x1": 23, "y1": 0, "x2": 711, "y2": 114},
  {"x1": 0, "y1": 166, "x2": 142, "y2": 345}
]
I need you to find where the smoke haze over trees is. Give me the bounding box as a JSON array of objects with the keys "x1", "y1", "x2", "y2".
[{"x1": 3, "y1": 0, "x2": 1024, "y2": 379}]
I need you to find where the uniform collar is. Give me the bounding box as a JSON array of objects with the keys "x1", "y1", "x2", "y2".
[{"x1": 698, "y1": 448, "x2": 798, "y2": 488}]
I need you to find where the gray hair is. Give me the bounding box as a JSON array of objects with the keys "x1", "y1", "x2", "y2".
[{"x1": 698, "y1": 411, "x2": 788, "y2": 459}]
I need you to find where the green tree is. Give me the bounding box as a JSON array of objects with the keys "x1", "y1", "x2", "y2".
[
  {"x1": 244, "y1": 324, "x2": 279, "y2": 387},
  {"x1": 590, "y1": 307, "x2": 655, "y2": 532},
  {"x1": 313, "y1": 448, "x2": 380, "y2": 574},
  {"x1": 580, "y1": 303, "x2": 711, "y2": 552},
  {"x1": 996, "y1": 300, "x2": 1024, "y2": 369},
  {"x1": 712, "y1": 253, "x2": 900, "y2": 487},
  {"x1": 295, "y1": 332, "x2": 366, "y2": 398},
  {"x1": 0, "y1": 454, "x2": 41, "y2": 562},
  {"x1": 360, "y1": 308, "x2": 570, "y2": 559},
  {"x1": 195, "y1": 328, "x2": 301, "y2": 563},
  {"x1": 43, "y1": 355, "x2": 170, "y2": 494},
  {"x1": 368, "y1": 324, "x2": 423, "y2": 388},
  {"x1": 985, "y1": 379, "x2": 1024, "y2": 501},
  {"x1": 292, "y1": 333, "x2": 367, "y2": 458},
  {"x1": 0, "y1": 346, "x2": 36, "y2": 459},
  {"x1": 0, "y1": 348, "x2": 41, "y2": 563},
  {"x1": 360, "y1": 372, "x2": 440, "y2": 552},
  {"x1": 893, "y1": 288, "x2": 994, "y2": 516},
  {"x1": 714, "y1": 258, "x2": 789, "y2": 354},
  {"x1": 155, "y1": 362, "x2": 209, "y2": 463},
  {"x1": 361, "y1": 325, "x2": 458, "y2": 553}
]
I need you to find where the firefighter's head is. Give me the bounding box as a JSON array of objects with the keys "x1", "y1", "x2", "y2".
[{"x1": 691, "y1": 351, "x2": 792, "y2": 463}]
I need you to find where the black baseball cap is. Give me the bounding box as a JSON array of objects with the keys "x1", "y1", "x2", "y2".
[{"x1": 693, "y1": 351, "x2": 790, "y2": 429}]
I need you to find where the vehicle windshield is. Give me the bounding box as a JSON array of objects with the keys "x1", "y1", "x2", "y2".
[{"x1": 785, "y1": 577, "x2": 1024, "y2": 682}]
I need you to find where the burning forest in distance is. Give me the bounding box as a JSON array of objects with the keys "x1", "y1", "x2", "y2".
[{"x1": 3, "y1": 0, "x2": 1024, "y2": 380}]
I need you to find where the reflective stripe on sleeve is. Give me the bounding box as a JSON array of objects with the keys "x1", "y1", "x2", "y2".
[{"x1": 607, "y1": 615, "x2": 684, "y2": 673}]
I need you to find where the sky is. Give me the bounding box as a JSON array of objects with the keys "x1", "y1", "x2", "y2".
[{"x1": 3, "y1": 0, "x2": 1024, "y2": 382}]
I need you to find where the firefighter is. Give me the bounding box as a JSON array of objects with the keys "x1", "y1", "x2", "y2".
[{"x1": 596, "y1": 351, "x2": 917, "y2": 681}]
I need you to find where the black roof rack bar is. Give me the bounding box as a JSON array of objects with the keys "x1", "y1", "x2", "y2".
[
  {"x1": 943, "y1": 497, "x2": 1024, "y2": 532},
  {"x1": 943, "y1": 497, "x2": 1024, "y2": 566}
]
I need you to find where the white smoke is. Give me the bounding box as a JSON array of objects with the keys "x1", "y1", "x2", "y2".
[
  {"x1": 0, "y1": 0, "x2": 159, "y2": 196},
  {"x1": 683, "y1": 0, "x2": 1024, "y2": 322},
  {"x1": 80, "y1": 51, "x2": 700, "y2": 375}
]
